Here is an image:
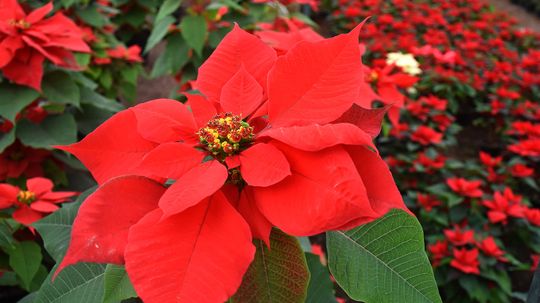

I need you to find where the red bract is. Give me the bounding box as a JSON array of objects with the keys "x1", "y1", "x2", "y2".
[
  {"x1": 446, "y1": 177, "x2": 483, "y2": 198},
  {"x1": 410, "y1": 126, "x2": 443, "y2": 145},
  {"x1": 508, "y1": 139, "x2": 540, "y2": 157},
  {"x1": 451, "y1": 248, "x2": 480, "y2": 275},
  {"x1": 55, "y1": 25, "x2": 409, "y2": 303},
  {"x1": 107, "y1": 45, "x2": 143, "y2": 63},
  {"x1": 444, "y1": 226, "x2": 474, "y2": 246},
  {"x1": 477, "y1": 236, "x2": 507, "y2": 262},
  {"x1": 0, "y1": 1, "x2": 90, "y2": 90},
  {"x1": 0, "y1": 177, "x2": 77, "y2": 225}
]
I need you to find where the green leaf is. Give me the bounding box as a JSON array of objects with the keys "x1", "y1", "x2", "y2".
[
  {"x1": 33, "y1": 188, "x2": 95, "y2": 262},
  {"x1": 156, "y1": 0, "x2": 182, "y2": 22},
  {"x1": 180, "y1": 15, "x2": 208, "y2": 56},
  {"x1": 145, "y1": 15, "x2": 175, "y2": 53},
  {"x1": 79, "y1": 86, "x2": 123, "y2": 112},
  {"x1": 231, "y1": 229, "x2": 310, "y2": 303},
  {"x1": 8, "y1": 241, "x2": 42, "y2": 290},
  {"x1": 305, "y1": 253, "x2": 337, "y2": 303},
  {"x1": 34, "y1": 263, "x2": 106, "y2": 303},
  {"x1": 102, "y1": 264, "x2": 137, "y2": 303},
  {"x1": 0, "y1": 127, "x2": 15, "y2": 153},
  {"x1": 150, "y1": 33, "x2": 190, "y2": 78},
  {"x1": 42, "y1": 71, "x2": 80, "y2": 107},
  {"x1": 0, "y1": 220, "x2": 15, "y2": 249},
  {"x1": 75, "y1": 5, "x2": 107, "y2": 27},
  {"x1": 0, "y1": 82, "x2": 39, "y2": 122},
  {"x1": 327, "y1": 209, "x2": 442, "y2": 303},
  {"x1": 16, "y1": 114, "x2": 77, "y2": 149}
]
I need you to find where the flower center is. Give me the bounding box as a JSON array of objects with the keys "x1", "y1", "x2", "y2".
[
  {"x1": 197, "y1": 113, "x2": 254, "y2": 159},
  {"x1": 17, "y1": 190, "x2": 36, "y2": 204},
  {"x1": 9, "y1": 19, "x2": 30, "y2": 30}
]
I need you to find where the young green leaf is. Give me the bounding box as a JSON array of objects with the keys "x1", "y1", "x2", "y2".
[
  {"x1": 305, "y1": 253, "x2": 337, "y2": 303},
  {"x1": 180, "y1": 15, "x2": 208, "y2": 56},
  {"x1": 156, "y1": 0, "x2": 182, "y2": 22},
  {"x1": 7, "y1": 241, "x2": 42, "y2": 290}
]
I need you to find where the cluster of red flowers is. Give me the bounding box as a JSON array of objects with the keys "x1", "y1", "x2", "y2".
[{"x1": 328, "y1": 0, "x2": 540, "y2": 301}]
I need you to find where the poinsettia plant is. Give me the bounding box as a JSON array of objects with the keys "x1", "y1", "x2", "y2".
[{"x1": 49, "y1": 24, "x2": 440, "y2": 303}]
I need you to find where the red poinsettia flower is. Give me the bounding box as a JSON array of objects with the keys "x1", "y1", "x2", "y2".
[
  {"x1": 482, "y1": 190, "x2": 525, "y2": 224},
  {"x1": 446, "y1": 177, "x2": 483, "y2": 198},
  {"x1": 477, "y1": 236, "x2": 508, "y2": 262},
  {"x1": 428, "y1": 239, "x2": 448, "y2": 267},
  {"x1": 107, "y1": 45, "x2": 143, "y2": 63},
  {"x1": 417, "y1": 193, "x2": 441, "y2": 212},
  {"x1": 410, "y1": 126, "x2": 443, "y2": 145},
  {"x1": 508, "y1": 139, "x2": 540, "y2": 157},
  {"x1": 525, "y1": 208, "x2": 540, "y2": 226},
  {"x1": 0, "y1": 1, "x2": 91, "y2": 90},
  {"x1": 0, "y1": 177, "x2": 78, "y2": 225},
  {"x1": 444, "y1": 226, "x2": 474, "y2": 246},
  {"x1": 55, "y1": 25, "x2": 410, "y2": 303},
  {"x1": 510, "y1": 163, "x2": 534, "y2": 178},
  {"x1": 256, "y1": 19, "x2": 324, "y2": 56},
  {"x1": 451, "y1": 248, "x2": 480, "y2": 275}
]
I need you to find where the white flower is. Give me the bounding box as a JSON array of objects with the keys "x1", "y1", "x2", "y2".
[{"x1": 386, "y1": 52, "x2": 422, "y2": 76}]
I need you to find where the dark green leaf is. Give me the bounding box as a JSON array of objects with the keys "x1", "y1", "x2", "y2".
[
  {"x1": 16, "y1": 114, "x2": 77, "y2": 149},
  {"x1": 33, "y1": 188, "x2": 95, "y2": 262},
  {"x1": 76, "y1": 5, "x2": 107, "y2": 27},
  {"x1": 327, "y1": 209, "x2": 442, "y2": 303},
  {"x1": 0, "y1": 127, "x2": 15, "y2": 153},
  {"x1": 180, "y1": 15, "x2": 208, "y2": 56},
  {"x1": 156, "y1": 0, "x2": 182, "y2": 22},
  {"x1": 0, "y1": 220, "x2": 15, "y2": 248},
  {"x1": 8, "y1": 241, "x2": 42, "y2": 290},
  {"x1": 305, "y1": 253, "x2": 337, "y2": 303},
  {"x1": 102, "y1": 264, "x2": 137, "y2": 303},
  {"x1": 145, "y1": 16, "x2": 175, "y2": 53},
  {"x1": 79, "y1": 86, "x2": 123, "y2": 112},
  {"x1": 231, "y1": 229, "x2": 310, "y2": 303},
  {"x1": 42, "y1": 71, "x2": 80, "y2": 107},
  {"x1": 0, "y1": 82, "x2": 39, "y2": 121}
]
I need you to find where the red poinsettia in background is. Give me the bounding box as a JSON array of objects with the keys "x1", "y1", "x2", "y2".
[
  {"x1": 0, "y1": 177, "x2": 78, "y2": 225},
  {"x1": 0, "y1": 0, "x2": 90, "y2": 90},
  {"x1": 54, "y1": 24, "x2": 409, "y2": 303}
]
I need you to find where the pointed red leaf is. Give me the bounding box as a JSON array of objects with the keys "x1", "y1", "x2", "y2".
[
  {"x1": 159, "y1": 160, "x2": 228, "y2": 218},
  {"x1": 186, "y1": 94, "x2": 217, "y2": 128},
  {"x1": 239, "y1": 143, "x2": 290, "y2": 187},
  {"x1": 30, "y1": 201, "x2": 58, "y2": 212},
  {"x1": 132, "y1": 99, "x2": 197, "y2": 143},
  {"x1": 338, "y1": 145, "x2": 410, "y2": 229},
  {"x1": 268, "y1": 25, "x2": 364, "y2": 127},
  {"x1": 125, "y1": 192, "x2": 255, "y2": 303},
  {"x1": 197, "y1": 24, "x2": 276, "y2": 102},
  {"x1": 252, "y1": 142, "x2": 377, "y2": 236},
  {"x1": 25, "y1": 2, "x2": 53, "y2": 24},
  {"x1": 220, "y1": 64, "x2": 263, "y2": 117},
  {"x1": 258, "y1": 123, "x2": 375, "y2": 152},
  {"x1": 237, "y1": 188, "x2": 272, "y2": 246},
  {"x1": 57, "y1": 110, "x2": 157, "y2": 184},
  {"x1": 333, "y1": 104, "x2": 389, "y2": 138},
  {"x1": 136, "y1": 142, "x2": 205, "y2": 180},
  {"x1": 26, "y1": 177, "x2": 53, "y2": 196},
  {"x1": 55, "y1": 176, "x2": 165, "y2": 277}
]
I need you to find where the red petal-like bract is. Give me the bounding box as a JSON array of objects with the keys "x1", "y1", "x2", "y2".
[
  {"x1": 334, "y1": 104, "x2": 389, "y2": 138},
  {"x1": 240, "y1": 143, "x2": 291, "y2": 187},
  {"x1": 339, "y1": 145, "x2": 410, "y2": 228},
  {"x1": 26, "y1": 177, "x2": 53, "y2": 196},
  {"x1": 55, "y1": 176, "x2": 165, "y2": 277},
  {"x1": 57, "y1": 110, "x2": 157, "y2": 184},
  {"x1": 253, "y1": 142, "x2": 377, "y2": 236},
  {"x1": 125, "y1": 192, "x2": 255, "y2": 303},
  {"x1": 267, "y1": 25, "x2": 363, "y2": 127},
  {"x1": 132, "y1": 99, "x2": 197, "y2": 143},
  {"x1": 258, "y1": 123, "x2": 375, "y2": 152},
  {"x1": 197, "y1": 24, "x2": 276, "y2": 103},
  {"x1": 220, "y1": 64, "x2": 263, "y2": 117},
  {"x1": 136, "y1": 142, "x2": 205, "y2": 180},
  {"x1": 159, "y1": 160, "x2": 228, "y2": 218},
  {"x1": 237, "y1": 188, "x2": 272, "y2": 246},
  {"x1": 186, "y1": 94, "x2": 217, "y2": 128}
]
